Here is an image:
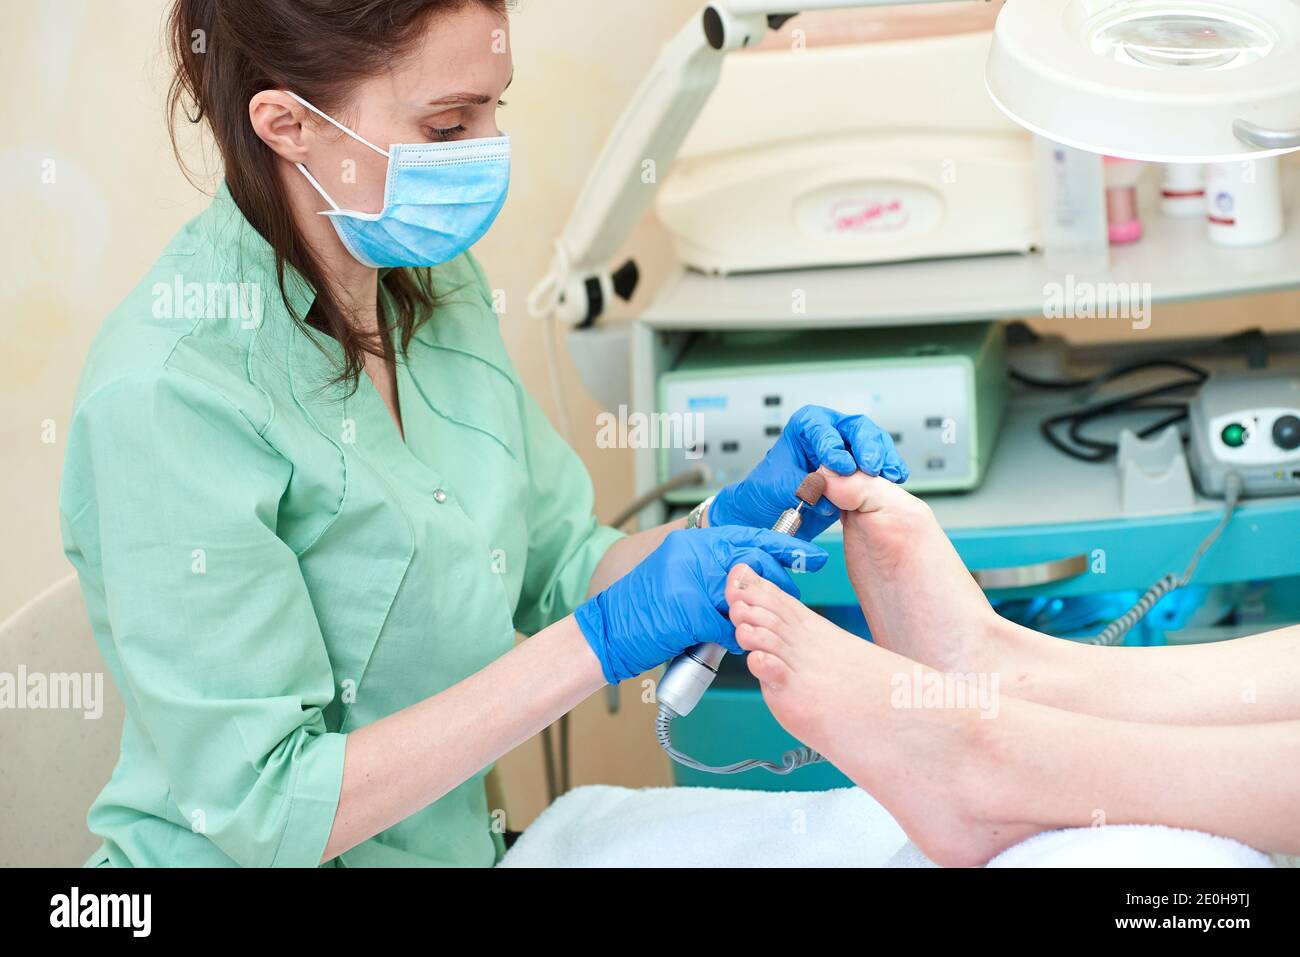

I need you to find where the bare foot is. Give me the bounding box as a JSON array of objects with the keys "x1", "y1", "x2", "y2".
[
  {"x1": 816, "y1": 468, "x2": 1038, "y2": 686},
  {"x1": 726, "y1": 562, "x2": 1043, "y2": 867}
]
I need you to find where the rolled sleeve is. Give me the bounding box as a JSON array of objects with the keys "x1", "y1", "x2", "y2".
[
  {"x1": 273, "y1": 731, "x2": 347, "y2": 867},
  {"x1": 61, "y1": 368, "x2": 346, "y2": 868}
]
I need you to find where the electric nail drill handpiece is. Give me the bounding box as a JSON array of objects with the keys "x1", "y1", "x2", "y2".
[
  {"x1": 654, "y1": 473, "x2": 830, "y2": 776},
  {"x1": 659, "y1": 471, "x2": 827, "y2": 719}
]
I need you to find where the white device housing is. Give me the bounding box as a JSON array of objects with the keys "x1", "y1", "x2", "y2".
[
  {"x1": 1188, "y1": 374, "x2": 1300, "y2": 496},
  {"x1": 657, "y1": 30, "x2": 1038, "y2": 274},
  {"x1": 528, "y1": 1, "x2": 958, "y2": 327}
]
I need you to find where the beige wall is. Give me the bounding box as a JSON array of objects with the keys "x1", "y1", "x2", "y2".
[{"x1": 4, "y1": 0, "x2": 1299, "y2": 828}]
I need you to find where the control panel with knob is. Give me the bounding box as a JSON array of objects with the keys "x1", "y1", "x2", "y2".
[{"x1": 1189, "y1": 374, "x2": 1300, "y2": 498}]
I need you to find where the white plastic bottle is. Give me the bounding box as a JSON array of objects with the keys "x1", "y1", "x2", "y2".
[
  {"x1": 1160, "y1": 164, "x2": 1205, "y2": 218},
  {"x1": 1033, "y1": 135, "x2": 1110, "y2": 274},
  {"x1": 1205, "y1": 158, "x2": 1284, "y2": 247}
]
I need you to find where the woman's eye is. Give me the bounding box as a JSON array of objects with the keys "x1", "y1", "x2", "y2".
[{"x1": 427, "y1": 124, "x2": 467, "y2": 141}]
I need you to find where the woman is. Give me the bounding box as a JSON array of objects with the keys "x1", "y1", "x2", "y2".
[
  {"x1": 58, "y1": 0, "x2": 907, "y2": 867},
  {"x1": 724, "y1": 469, "x2": 1300, "y2": 866}
]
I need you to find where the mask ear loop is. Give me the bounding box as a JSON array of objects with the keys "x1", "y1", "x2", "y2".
[
  {"x1": 295, "y1": 163, "x2": 342, "y2": 213},
  {"x1": 284, "y1": 90, "x2": 390, "y2": 214},
  {"x1": 284, "y1": 90, "x2": 390, "y2": 158}
]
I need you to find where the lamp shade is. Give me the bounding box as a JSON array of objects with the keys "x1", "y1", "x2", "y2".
[{"x1": 986, "y1": 0, "x2": 1300, "y2": 161}]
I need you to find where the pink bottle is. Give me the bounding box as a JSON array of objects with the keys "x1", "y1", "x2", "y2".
[{"x1": 1104, "y1": 157, "x2": 1145, "y2": 245}]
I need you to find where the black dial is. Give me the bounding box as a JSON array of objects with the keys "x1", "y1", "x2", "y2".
[{"x1": 1274, "y1": 415, "x2": 1300, "y2": 451}]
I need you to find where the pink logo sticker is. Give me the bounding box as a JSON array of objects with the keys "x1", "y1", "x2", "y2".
[{"x1": 829, "y1": 198, "x2": 909, "y2": 234}]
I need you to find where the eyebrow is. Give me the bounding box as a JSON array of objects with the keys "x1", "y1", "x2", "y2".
[{"x1": 428, "y1": 72, "x2": 512, "y2": 108}]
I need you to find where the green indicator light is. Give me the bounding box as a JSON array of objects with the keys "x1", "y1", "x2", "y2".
[{"x1": 1221, "y1": 424, "x2": 1247, "y2": 448}]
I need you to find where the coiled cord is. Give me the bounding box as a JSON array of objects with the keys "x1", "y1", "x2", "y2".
[
  {"x1": 1092, "y1": 473, "x2": 1244, "y2": 646},
  {"x1": 1092, "y1": 573, "x2": 1180, "y2": 646},
  {"x1": 655, "y1": 708, "x2": 827, "y2": 776}
]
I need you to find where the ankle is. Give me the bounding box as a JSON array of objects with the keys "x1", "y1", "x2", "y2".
[
  {"x1": 950, "y1": 705, "x2": 1025, "y2": 829},
  {"x1": 984, "y1": 615, "x2": 1061, "y2": 704}
]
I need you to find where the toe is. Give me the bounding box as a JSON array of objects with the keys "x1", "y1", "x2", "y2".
[
  {"x1": 818, "y1": 466, "x2": 872, "y2": 512},
  {"x1": 734, "y1": 622, "x2": 782, "y2": 655},
  {"x1": 728, "y1": 600, "x2": 784, "y2": 635},
  {"x1": 727, "y1": 565, "x2": 800, "y2": 621},
  {"x1": 747, "y1": 650, "x2": 792, "y2": 690},
  {"x1": 747, "y1": 570, "x2": 817, "y2": 628},
  {"x1": 725, "y1": 563, "x2": 757, "y2": 606}
]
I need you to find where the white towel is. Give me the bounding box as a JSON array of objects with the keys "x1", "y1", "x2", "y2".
[
  {"x1": 500, "y1": 785, "x2": 1276, "y2": 868},
  {"x1": 986, "y1": 825, "x2": 1276, "y2": 868},
  {"x1": 889, "y1": 825, "x2": 1275, "y2": 868},
  {"x1": 499, "y1": 785, "x2": 907, "y2": 868}
]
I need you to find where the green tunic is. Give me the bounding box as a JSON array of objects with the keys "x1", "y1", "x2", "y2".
[{"x1": 59, "y1": 185, "x2": 622, "y2": 867}]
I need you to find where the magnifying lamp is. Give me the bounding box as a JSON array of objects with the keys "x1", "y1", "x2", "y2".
[
  {"x1": 530, "y1": 0, "x2": 1300, "y2": 326},
  {"x1": 988, "y1": 0, "x2": 1300, "y2": 163}
]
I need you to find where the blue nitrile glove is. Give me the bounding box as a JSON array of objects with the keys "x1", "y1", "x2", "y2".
[
  {"x1": 710, "y1": 404, "x2": 909, "y2": 540},
  {"x1": 575, "y1": 526, "x2": 829, "y2": 685}
]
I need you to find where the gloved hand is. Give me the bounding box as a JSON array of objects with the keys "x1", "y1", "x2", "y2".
[
  {"x1": 710, "y1": 405, "x2": 909, "y2": 540},
  {"x1": 576, "y1": 526, "x2": 828, "y2": 685}
]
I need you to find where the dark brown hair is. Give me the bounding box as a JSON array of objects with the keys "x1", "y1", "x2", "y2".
[{"x1": 166, "y1": 0, "x2": 507, "y2": 388}]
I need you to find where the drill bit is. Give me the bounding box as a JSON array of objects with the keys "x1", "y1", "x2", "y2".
[
  {"x1": 794, "y1": 471, "x2": 827, "y2": 510},
  {"x1": 772, "y1": 471, "x2": 828, "y2": 536}
]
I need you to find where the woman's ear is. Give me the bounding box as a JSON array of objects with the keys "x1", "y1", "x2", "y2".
[{"x1": 249, "y1": 91, "x2": 310, "y2": 163}]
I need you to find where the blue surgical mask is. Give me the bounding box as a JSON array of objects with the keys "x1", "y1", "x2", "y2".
[{"x1": 287, "y1": 91, "x2": 510, "y2": 269}]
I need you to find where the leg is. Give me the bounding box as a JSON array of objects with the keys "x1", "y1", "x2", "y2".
[
  {"x1": 821, "y1": 468, "x2": 1300, "y2": 725},
  {"x1": 727, "y1": 564, "x2": 1300, "y2": 862},
  {"x1": 1000, "y1": 620, "x2": 1300, "y2": 725}
]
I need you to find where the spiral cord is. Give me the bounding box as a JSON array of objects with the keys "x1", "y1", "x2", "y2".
[
  {"x1": 1091, "y1": 473, "x2": 1243, "y2": 647},
  {"x1": 1091, "y1": 573, "x2": 1179, "y2": 646},
  {"x1": 655, "y1": 708, "x2": 827, "y2": 776}
]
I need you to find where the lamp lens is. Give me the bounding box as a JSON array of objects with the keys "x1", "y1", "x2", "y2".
[{"x1": 1091, "y1": 8, "x2": 1274, "y2": 70}]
